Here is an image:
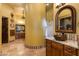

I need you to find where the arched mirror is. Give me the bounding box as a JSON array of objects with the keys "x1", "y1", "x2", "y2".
[{"x1": 55, "y1": 5, "x2": 76, "y2": 33}]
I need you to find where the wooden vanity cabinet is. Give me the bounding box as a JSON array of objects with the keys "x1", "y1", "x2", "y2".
[
  {"x1": 46, "y1": 39, "x2": 52, "y2": 56},
  {"x1": 46, "y1": 39, "x2": 79, "y2": 56},
  {"x1": 52, "y1": 41, "x2": 64, "y2": 56}
]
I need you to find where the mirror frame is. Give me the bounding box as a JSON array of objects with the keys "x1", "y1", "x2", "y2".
[{"x1": 55, "y1": 5, "x2": 76, "y2": 33}]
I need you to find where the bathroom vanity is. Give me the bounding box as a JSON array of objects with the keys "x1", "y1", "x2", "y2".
[
  {"x1": 46, "y1": 4, "x2": 79, "y2": 56},
  {"x1": 46, "y1": 38, "x2": 79, "y2": 56}
]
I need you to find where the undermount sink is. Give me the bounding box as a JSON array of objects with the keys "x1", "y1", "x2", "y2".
[{"x1": 54, "y1": 34, "x2": 67, "y2": 41}]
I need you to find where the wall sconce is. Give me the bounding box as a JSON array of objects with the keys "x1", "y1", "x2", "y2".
[
  {"x1": 11, "y1": 13, "x2": 14, "y2": 18},
  {"x1": 22, "y1": 10, "x2": 25, "y2": 19},
  {"x1": 56, "y1": 3, "x2": 65, "y2": 8}
]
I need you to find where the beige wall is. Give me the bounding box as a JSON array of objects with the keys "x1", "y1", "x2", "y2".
[
  {"x1": 0, "y1": 4, "x2": 13, "y2": 45},
  {"x1": 25, "y1": 4, "x2": 45, "y2": 47},
  {"x1": 53, "y1": 3, "x2": 79, "y2": 34},
  {"x1": 0, "y1": 4, "x2": 25, "y2": 46},
  {"x1": 15, "y1": 18, "x2": 25, "y2": 25},
  {"x1": 46, "y1": 4, "x2": 54, "y2": 22},
  {"x1": 14, "y1": 6, "x2": 25, "y2": 25}
]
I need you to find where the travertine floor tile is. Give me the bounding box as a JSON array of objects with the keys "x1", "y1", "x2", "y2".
[{"x1": 1, "y1": 39, "x2": 46, "y2": 56}]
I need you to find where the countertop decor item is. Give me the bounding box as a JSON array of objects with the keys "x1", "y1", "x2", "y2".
[{"x1": 54, "y1": 33, "x2": 67, "y2": 41}]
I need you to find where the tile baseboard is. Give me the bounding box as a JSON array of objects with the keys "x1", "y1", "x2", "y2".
[{"x1": 25, "y1": 45, "x2": 45, "y2": 49}]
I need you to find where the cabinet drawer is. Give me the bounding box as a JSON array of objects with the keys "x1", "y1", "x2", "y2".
[
  {"x1": 64, "y1": 50, "x2": 76, "y2": 56},
  {"x1": 64, "y1": 45, "x2": 77, "y2": 56},
  {"x1": 46, "y1": 39, "x2": 52, "y2": 44},
  {"x1": 64, "y1": 45, "x2": 76, "y2": 53},
  {"x1": 64, "y1": 45, "x2": 76, "y2": 50},
  {"x1": 52, "y1": 41, "x2": 63, "y2": 49}
]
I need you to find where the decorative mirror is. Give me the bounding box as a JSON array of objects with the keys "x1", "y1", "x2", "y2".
[{"x1": 55, "y1": 5, "x2": 76, "y2": 33}]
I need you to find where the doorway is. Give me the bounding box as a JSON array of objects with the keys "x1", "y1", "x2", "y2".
[
  {"x1": 15, "y1": 24, "x2": 25, "y2": 39},
  {"x1": 2, "y1": 16, "x2": 8, "y2": 43}
]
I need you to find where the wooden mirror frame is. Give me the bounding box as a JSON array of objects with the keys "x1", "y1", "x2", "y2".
[{"x1": 55, "y1": 5, "x2": 76, "y2": 33}]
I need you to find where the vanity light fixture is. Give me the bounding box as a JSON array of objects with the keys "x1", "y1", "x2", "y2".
[{"x1": 11, "y1": 13, "x2": 14, "y2": 18}]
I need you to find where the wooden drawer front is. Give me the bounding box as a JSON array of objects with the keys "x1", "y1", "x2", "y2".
[
  {"x1": 46, "y1": 39, "x2": 52, "y2": 44},
  {"x1": 52, "y1": 41, "x2": 63, "y2": 49},
  {"x1": 64, "y1": 45, "x2": 77, "y2": 56},
  {"x1": 64, "y1": 50, "x2": 76, "y2": 56}
]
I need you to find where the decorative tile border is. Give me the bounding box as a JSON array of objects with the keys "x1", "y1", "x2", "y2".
[{"x1": 25, "y1": 45, "x2": 46, "y2": 49}]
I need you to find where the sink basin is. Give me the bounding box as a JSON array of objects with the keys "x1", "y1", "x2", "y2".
[{"x1": 54, "y1": 35, "x2": 67, "y2": 41}]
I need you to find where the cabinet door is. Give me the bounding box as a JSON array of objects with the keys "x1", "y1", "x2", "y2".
[
  {"x1": 52, "y1": 47, "x2": 63, "y2": 56},
  {"x1": 52, "y1": 41, "x2": 63, "y2": 56},
  {"x1": 77, "y1": 49, "x2": 79, "y2": 56},
  {"x1": 46, "y1": 39, "x2": 52, "y2": 56},
  {"x1": 64, "y1": 45, "x2": 77, "y2": 56}
]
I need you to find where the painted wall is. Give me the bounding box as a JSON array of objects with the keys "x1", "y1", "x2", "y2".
[
  {"x1": 14, "y1": 8, "x2": 25, "y2": 25},
  {"x1": 0, "y1": 4, "x2": 13, "y2": 45},
  {"x1": 0, "y1": 4, "x2": 24, "y2": 46},
  {"x1": 15, "y1": 18, "x2": 25, "y2": 25},
  {"x1": 25, "y1": 4, "x2": 45, "y2": 47},
  {"x1": 46, "y1": 4, "x2": 54, "y2": 22}
]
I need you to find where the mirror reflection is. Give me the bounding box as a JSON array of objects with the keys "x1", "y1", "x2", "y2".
[
  {"x1": 55, "y1": 5, "x2": 76, "y2": 33},
  {"x1": 58, "y1": 9, "x2": 72, "y2": 30}
]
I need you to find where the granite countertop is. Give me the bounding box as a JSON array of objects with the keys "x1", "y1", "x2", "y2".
[{"x1": 46, "y1": 36, "x2": 79, "y2": 49}]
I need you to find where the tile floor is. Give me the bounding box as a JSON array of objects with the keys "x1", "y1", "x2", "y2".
[{"x1": 1, "y1": 39, "x2": 46, "y2": 56}]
